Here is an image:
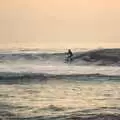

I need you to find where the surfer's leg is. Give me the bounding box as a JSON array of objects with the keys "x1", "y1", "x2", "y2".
[
  {"x1": 68, "y1": 57, "x2": 72, "y2": 63},
  {"x1": 69, "y1": 55, "x2": 73, "y2": 62},
  {"x1": 65, "y1": 57, "x2": 69, "y2": 62},
  {"x1": 66, "y1": 56, "x2": 72, "y2": 63}
]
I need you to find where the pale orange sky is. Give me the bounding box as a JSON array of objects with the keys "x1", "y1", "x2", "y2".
[{"x1": 0, "y1": 0, "x2": 120, "y2": 49}]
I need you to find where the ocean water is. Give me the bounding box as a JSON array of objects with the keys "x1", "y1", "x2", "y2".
[{"x1": 0, "y1": 49, "x2": 120, "y2": 120}]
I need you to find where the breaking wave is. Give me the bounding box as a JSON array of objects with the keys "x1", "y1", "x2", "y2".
[
  {"x1": 0, "y1": 48, "x2": 120, "y2": 66},
  {"x1": 0, "y1": 48, "x2": 120, "y2": 83}
]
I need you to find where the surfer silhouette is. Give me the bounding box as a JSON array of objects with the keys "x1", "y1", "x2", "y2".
[{"x1": 66, "y1": 49, "x2": 73, "y2": 62}]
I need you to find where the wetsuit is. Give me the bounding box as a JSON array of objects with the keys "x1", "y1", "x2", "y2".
[{"x1": 66, "y1": 49, "x2": 73, "y2": 62}]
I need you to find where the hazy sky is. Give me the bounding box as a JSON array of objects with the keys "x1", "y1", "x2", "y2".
[{"x1": 0, "y1": 0, "x2": 120, "y2": 49}]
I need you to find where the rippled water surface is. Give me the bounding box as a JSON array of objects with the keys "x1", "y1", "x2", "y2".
[{"x1": 0, "y1": 79, "x2": 120, "y2": 120}]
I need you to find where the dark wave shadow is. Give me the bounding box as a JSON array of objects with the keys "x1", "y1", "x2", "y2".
[
  {"x1": 9, "y1": 113, "x2": 120, "y2": 120},
  {"x1": 0, "y1": 72, "x2": 120, "y2": 84},
  {"x1": 0, "y1": 102, "x2": 120, "y2": 120}
]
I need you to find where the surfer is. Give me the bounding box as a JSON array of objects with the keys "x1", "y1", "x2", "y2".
[{"x1": 66, "y1": 49, "x2": 73, "y2": 62}]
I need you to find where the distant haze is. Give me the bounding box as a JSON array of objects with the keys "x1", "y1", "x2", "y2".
[{"x1": 0, "y1": 0, "x2": 120, "y2": 49}]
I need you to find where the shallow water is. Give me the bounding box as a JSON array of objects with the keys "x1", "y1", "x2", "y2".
[{"x1": 0, "y1": 79, "x2": 120, "y2": 119}]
